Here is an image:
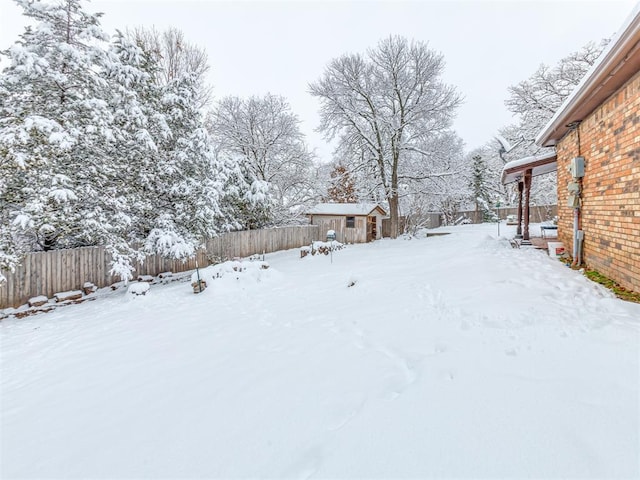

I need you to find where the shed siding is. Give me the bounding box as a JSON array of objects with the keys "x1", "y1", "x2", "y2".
[
  {"x1": 556, "y1": 69, "x2": 640, "y2": 292},
  {"x1": 310, "y1": 215, "x2": 368, "y2": 243}
]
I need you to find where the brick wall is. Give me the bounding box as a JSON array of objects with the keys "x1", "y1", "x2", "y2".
[{"x1": 556, "y1": 70, "x2": 640, "y2": 292}]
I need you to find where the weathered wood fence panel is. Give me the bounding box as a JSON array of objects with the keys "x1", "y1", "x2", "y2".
[
  {"x1": 381, "y1": 217, "x2": 409, "y2": 238},
  {"x1": 0, "y1": 226, "x2": 319, "y2": 310},
  {"x1": 457, "y1": 205, "x2": 557, "y2": 224},
  {"x1": 205, "y1": 225, "x2": 319, "y2": 261}
]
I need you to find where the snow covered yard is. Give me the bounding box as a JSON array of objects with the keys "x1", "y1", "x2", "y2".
[{"x1": 1, "y1": 224, "x2": 639, "y2": 479}]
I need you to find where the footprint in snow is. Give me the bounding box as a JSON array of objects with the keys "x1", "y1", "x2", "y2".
[
  {"x1": 282, "y1": 445, "x2": 324, "y2": 479},
  {"x1": 438, "y1": 369, "x2": 455, "y2": 381},
  {"x1": 324, "y1": 392, "x2": 366, "y2": 431},
  {"x1": 459, "y1": 320, "x2": 472, "y2": 331}
]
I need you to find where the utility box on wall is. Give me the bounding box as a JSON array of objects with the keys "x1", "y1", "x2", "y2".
[
  {"x1": 567, "y1": 182, "x2": 580, "y2": 194},
  {"x1": 567, "y1": 194, "x2": 580, "y2": 208},
  {"x1": 570, "y1": 156, "x2": 585, "y2": 178}
]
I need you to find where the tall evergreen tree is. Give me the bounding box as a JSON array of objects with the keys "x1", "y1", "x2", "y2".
[
  {"x1": 0, "y1": 1, "x2": 231, "y2": 280},
  {"x1": 0, "y1": 0, "x2": 117, "y2": 271},
  {"x1": 110, "y1": 34, "x2": 233, "y2": 264},
  {"x1": 470, "y1": 154, "x2": 497, "y2": 222}
]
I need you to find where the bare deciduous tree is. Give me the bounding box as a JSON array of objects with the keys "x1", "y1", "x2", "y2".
[
  {"x1": 207, "y1": 94, "x2": 315, "y2": 225},
  {"x1": 498, "y1": 39, "x2": 609, "y2": 207},
  {"x1": 506, "y1": 40, "x2": 607, "y2": 132},
  {"x1": 310, "y1": 35, "x2": 462, "y2": 238},
  {"x1": 128, "y1": 26, "x2": 213, "y2": 108}
]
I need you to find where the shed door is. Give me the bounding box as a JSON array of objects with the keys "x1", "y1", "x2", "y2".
[{"x1": 367, "y1": 216, "x2": 376, "y2": 242}]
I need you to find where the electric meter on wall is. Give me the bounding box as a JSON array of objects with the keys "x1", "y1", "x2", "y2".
[{"x1": 570, "y1": 156, "x2": 585, "y2": 178}]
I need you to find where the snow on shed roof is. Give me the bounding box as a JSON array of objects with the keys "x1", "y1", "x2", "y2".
[
  {"x1": 306, "y1": 203, "x2": 387, "y2": 216},
  {"x1": 501, "y1": 150, "x2": 557, "y2": 184}
]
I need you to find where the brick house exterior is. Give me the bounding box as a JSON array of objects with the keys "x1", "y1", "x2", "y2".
[{"x1": 537, "y1": 6, "x2": 640, "y2": 292}]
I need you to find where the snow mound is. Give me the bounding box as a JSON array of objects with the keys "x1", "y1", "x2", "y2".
[
  {"x1": 126, "y1": 282, "x2": 150, "y2": 298},
  {"x1": 475, "y1": 234, "x2": 512, "y2": 252},
  {"x1": 191, "y1": 260, "x2": 274, "y2": 290}
]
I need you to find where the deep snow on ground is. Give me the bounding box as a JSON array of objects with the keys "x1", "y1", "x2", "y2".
[{"x1": 2, "y1": 224, "x2": 639, "y2": 479}]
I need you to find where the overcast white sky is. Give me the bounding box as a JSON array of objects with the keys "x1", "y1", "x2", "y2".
[{"x1": 0, "y1": 0, "x2": 637, "y2": 160}]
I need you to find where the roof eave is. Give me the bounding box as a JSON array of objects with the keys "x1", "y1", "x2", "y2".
[
  {"x1": 536, "y1": 4, "x2": 640, "y2": 147},
  {"x1": 368, "y1": 206, "x2": 387, "y2": 216}
]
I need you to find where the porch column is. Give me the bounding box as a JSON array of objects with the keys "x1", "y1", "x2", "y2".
[
  {"x1": 516, "y1": 180, "x2": 524, "y2": 238},
  {"x1": 523, "y1": 168, "x2": 532, "y2": 241}
]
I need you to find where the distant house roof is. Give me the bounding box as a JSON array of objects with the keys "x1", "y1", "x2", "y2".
[
  {"x1": 501, "y1": 151, "x2": 558, "y2": 184},
  {"x1": 536, "y1": 4, "x2": 640, "y2": 147},
  {"x1": 306, "y1": 203, "x2": 387, "y2": 216}
]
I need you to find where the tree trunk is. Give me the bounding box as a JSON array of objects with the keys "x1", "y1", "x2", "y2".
[
  {"x1": 388, "y1": 151, "x2": 400, "y2": 238},
  {"x1": 388, "y1": 193, "x2": 399, "y2": 239}
]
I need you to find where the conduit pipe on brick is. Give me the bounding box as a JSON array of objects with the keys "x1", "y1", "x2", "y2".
[
  {"x1": 572, "y1": 208, "x2": 584, "y2": 267},
  {"x1": 572, "y1": 208, "x2": 579, "y2": 266}
]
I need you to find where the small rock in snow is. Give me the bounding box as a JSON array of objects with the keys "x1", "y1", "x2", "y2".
[
  {"x1": 127, "y1": 282, "x2": 150, "y2": 296},
  {"x1": 54, "y1": 290, "x2": 83, "y2": 303},
  {"x1": 28, "y1": 295, "x2": 49, "y2": 307}
]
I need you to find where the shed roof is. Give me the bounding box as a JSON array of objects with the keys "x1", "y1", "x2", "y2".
[
  {"x1": 536, "y1": 4, "x2": 640, "y2": 147},
  {"x1": 306, "y1": 203, "x2": 387, "y2": 216},
  {"x1": 501, "y1": 151, "x2": 558, "y2": 184}
]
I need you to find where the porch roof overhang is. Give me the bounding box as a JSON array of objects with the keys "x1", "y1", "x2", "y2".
[{"x1": 501, "y1": 151, "x2": 558, "y2": 185}]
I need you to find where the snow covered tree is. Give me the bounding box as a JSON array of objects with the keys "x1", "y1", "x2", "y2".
[
  {"x1": 505, "y1": 40, "x2": 607, "y2": 140},
  {"x1": 498, "y1": 39, "x2": 608, "y2": 206},
  {"x1": 124, "y1": 47, "x2": 232, "y2": 260},
  {"x1": 399, "y1": 131, "x2": 468, "y2": 228},
  {"x1": 0, "y1": 0, "x2": 122, "y2": 272},
  {"x1": 0, "y1": 1, "x2": 229, "y2": 280},
  {"x1": 207, "y1": 94, "x2": 315, "y2": 227},
  {"x1": 148, "y1": 124, "x2": 227, "y2": 258},
  {"x1": 310, "y1": 35, "x2": 462, "y2": 238},
  {"x1": 470, "y1": 154, "x2": 497, "y2": 221}
]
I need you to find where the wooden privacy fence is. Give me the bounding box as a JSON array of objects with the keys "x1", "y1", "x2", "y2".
[
  {"x1": 204, "y1": 226, "x2": 318, "y2": 262},
  {"x1": 381, "y1": 217, "x2": 408, "y2": 238},
  {"x1": 0, "y1": 225, "x2": 319, "y2": 310},
  {"x1": 457, "y1": 205, "x2": 558, "y2": 224}
]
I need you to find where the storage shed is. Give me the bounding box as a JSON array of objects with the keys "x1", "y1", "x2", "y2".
[{"x1": 306, "y1": 203, "x2": 387, "y2": 243}]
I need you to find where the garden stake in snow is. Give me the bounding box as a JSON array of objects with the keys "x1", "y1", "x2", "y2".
[
  {"x1": 195, "y1": 258, "x2": 202, "y2": 293},
  {"x1": 327, "y1": 230, "x2": 337, "y2": 264}
]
